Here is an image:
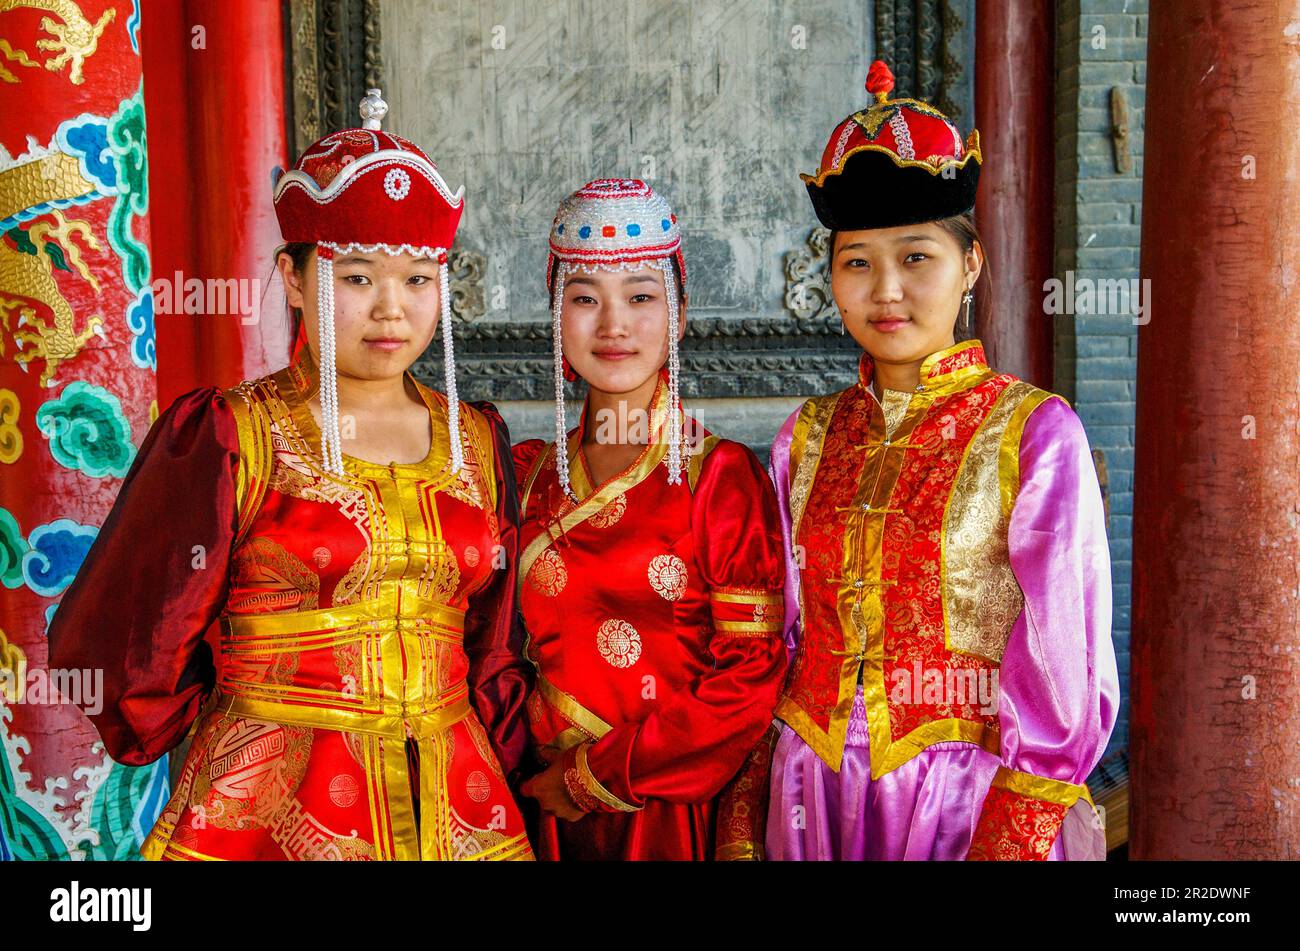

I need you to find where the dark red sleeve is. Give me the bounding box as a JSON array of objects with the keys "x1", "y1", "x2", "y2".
[
  {"x1": 46, "y1": 387, "x2": 240, "y2": 767},
  {"x1": 584, "y1": 440, "x2": 788, "y2": 807},
  {"x1": 464, "y1": 402, "x2": 536, "y2": 787},
  {"x1": 511, "y1": 437, "x2": 546, "y2": 491}
]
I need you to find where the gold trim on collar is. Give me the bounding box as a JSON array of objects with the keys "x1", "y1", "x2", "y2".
[{"x1": 518, "y1": 376, "x2": 672, "y2": 583}]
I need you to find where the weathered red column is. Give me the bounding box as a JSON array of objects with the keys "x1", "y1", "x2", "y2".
[
  {"x1": 1129, "y1": 2, "x2": 1300, "y2": 858},
  {"x1": 973, "y1": 0, "x2": 1055, "y2": 388}
]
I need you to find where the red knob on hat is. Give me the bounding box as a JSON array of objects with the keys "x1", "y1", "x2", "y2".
[{"x1": 866, "y1": 59, "x2": 895, "y2": 102}]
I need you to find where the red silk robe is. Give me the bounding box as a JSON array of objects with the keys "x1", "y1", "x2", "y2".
[
  {"x1": 46, "y1": 347, "x2": 534, "y2": 860},
  {"x1": 513, "y1": 371, "x2": 787, "y2": 860}
]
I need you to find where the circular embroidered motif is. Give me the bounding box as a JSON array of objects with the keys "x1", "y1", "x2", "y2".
[
  {"x1": 466, "y1": 770, "x2": 492, "y2": 803},
  {"x1": 312, "y1": 546, "x2": 332, "y2": 568},
  {"x1": 383, "y1": 167, "x2": 411, "y2": 200},
  {"x1": 329, "y1": 773, "x2": 360, "y2": 808},
  {"x1": 596, "y1": 618, "x2": 642, "y2": 669},
  {"x1": 464, "y1": 545, "x2": 481, "y2": 567},
  {"x1": 527, "y1": 547, "x2": 568, "y2": 597},
  {"x1": 647, "y1": 554, "x2": 687, "y2": 601},
  {"x1": 589, "y1": 492, "x2": 627, "y2": 528}
]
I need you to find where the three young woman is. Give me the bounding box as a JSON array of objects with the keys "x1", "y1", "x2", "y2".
[{"x1": 50, "y1": 64, "x2": 1117, "y2": 862}]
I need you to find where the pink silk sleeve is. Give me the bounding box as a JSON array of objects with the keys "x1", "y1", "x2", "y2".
[
  {"x1": 45, "y1": 388, "x2": 240, "y2": 767},
  {"x1": 968, "y1": 396, "x2": 1120, "y2": 860},
  {"x1": 768, "y1": 405, "x2": 805, "y2": 664}
]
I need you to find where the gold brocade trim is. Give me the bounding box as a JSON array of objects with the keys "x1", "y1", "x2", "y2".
[
  {"x1": 992, "y1": 765, "x2": 1091, "y2": 808},
  {"x1": 879, "y1": 389, "x2": 911, "y2": 438},
  {"x1": 715, "y1": 841, "x2": 764, "y2": 861},
  {"x1": 916, "y1": 340, "x2": 995, "y2": 395},
  {"x1": 774, "y1": 699, "x2": 1001, "y2": 776},
  {"x1": 576, "y1": 743, "x2": 641, "y2": 812},
  {"x1": 800, "y1": 128, "x2": 983, "y2": 185},
  {"x1": 999, "y1": 392, "x2": 1068, "y2": 519},
  {"x1": 941, "y1": 381, "x2": 1041, "y2": 662},
  {"x1": 211, "y1": 691, "x2": 472, "y2": 741},
  {"x1": 518, "y1": 378, "x2": 672, "y2": 586},
  {"x1": 221, "y1": 596, "x2": 466, "y2": 639},
  {"x1": 224, "y1": 384, "x2": 273, "y2": 548},
  {"x1": 714, "y1": 619, "x2": 782, "y2": 635},
  {"x1": 710, "y1": 589, "x2": 783, "y2": 606},
  {"x1": 788, "y1": 395, "x2": 840, "y2": 542},
  {"x1": 535, "y1": 673, "x2": 613, "y2": 740},
  {"x1": 851, "y1": 388, "x2": 937, "y2": 780},
  {"x1": 147, "y1": 840, "x2": 228, "y2": 862}
]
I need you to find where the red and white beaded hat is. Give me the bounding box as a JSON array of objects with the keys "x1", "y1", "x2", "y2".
[
  {"x1": 546, "y1": 179, "x2": 687, "y2": 498},
  {"x1": 802, "y1": 60, "x2": 982, "y2": 230},
  {"x1": 272, "y1": 88, "x2": 466, "y2": 475}
]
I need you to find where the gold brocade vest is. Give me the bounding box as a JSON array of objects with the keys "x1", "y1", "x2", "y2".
[
  {"x1": 775, "y1": 340, "x2": 1064, "y2": 774},
  {"x1": 141, "y1": 350, "x2": 532, "y2": 861}
]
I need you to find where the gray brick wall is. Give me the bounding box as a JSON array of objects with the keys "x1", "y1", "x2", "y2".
[{"x1": 1056, "y1": 0, "x2": 1147, "y2": 765}]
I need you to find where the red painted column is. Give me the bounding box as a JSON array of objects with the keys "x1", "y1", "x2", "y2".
[
  {"x1": 0, "y1": 0, "x2": 164, "y2": 859},
  {"x1": 973, "y1": 0, "x2": 1055, "y2": 388},
  {"x1": 1129, "y1": 3, "x2": 1300, "y2": 858},
  {"x1": 143, "y1": 0, "x2": 290, "y2": 406}
]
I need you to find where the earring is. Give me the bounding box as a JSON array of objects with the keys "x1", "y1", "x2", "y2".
[{"x1": 962, "y1": 286, "x2": 973, "y2": 335}]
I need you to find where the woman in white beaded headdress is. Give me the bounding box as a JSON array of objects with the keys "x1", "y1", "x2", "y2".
[{"x1": 511, "y1": 179, "x2": 789, "y2": 860}]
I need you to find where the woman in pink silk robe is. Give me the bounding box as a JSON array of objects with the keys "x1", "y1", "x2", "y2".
[
  {"x1": 748, "y1": 59, "x2": 1119, "y2": 861},
  {"x1": 764, "y1": 347, "x2": 1119, "y2": 860}
]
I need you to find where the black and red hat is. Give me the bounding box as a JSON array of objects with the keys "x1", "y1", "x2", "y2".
[{"x1": 802, "y1": 60, "x2": 982, "y2": 230}]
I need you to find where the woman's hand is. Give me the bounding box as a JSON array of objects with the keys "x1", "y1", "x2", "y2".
[{"x1": 521, "y1": 757, "x2": 587, "y2": 822}]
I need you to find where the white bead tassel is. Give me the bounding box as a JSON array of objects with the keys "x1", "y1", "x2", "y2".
[
  {"x1": 661, "y1": 259, "x2": 683, "y2": 485},
  {"x1": 551, "y1": 263, "x2": 575, "y2": 501},
  {"x1": 317, "y1": 249, "x2": 344, "y2": 476},
  {"x1": 440, "y1": 255, "x2": 462, "y2": 474}
]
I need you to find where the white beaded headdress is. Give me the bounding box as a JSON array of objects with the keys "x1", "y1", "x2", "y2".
[
  {"x1": 546, "y1": 179, "x2": 687, "y2": 500},
  {"x1": 273, "y1": 89, "x2": 465, "y2": 476}
]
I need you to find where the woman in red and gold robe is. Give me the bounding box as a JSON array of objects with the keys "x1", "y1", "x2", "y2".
[
  {"x1": 513, "y1": 179, "x2": 787, "y2": 860},
  {"x1": 46, "y1": 93, "x2": 534, "y2": 861}
]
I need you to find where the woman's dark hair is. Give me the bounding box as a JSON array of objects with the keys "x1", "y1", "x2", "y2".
[
  {"x1": 548, "y1": 255, "x2": 687, "y2": 307},
  {"x1": 827, "y1": 213, "x2": 990, "y2": 340},
  {"x1": 275, "y1": 241, "x2": 315, "y2": 342}
]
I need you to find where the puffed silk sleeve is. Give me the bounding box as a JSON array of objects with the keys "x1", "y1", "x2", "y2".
[
  {"x1": 967, "y1": 397, "x2": 1120, "y2": 860},
  {"x1": 511, "y1": 438, "x2": 546, "y2": 496},
  {"x1": 578, "y1": 441, "x2": 788, "y2": 813},
  {"x1": 768, "y1": 406, "x2": 805, "y2": 663},
  {"x1": 46, "y1": 388, "x2": 239, "y2": 767},
  {"x1": 463, "y1": 402, "x2": 535, "y2": 788}
]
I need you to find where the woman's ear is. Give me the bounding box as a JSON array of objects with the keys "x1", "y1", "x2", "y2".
[
  {"x1": 278, "y1": 251, "x2": 307, "y2": 309},
  {"x1": 964, "y1": 241, "x2": 984, "y2": 290},
  {"x1": 677, "y1": 293, "x2": 689, "y2": 341}
]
